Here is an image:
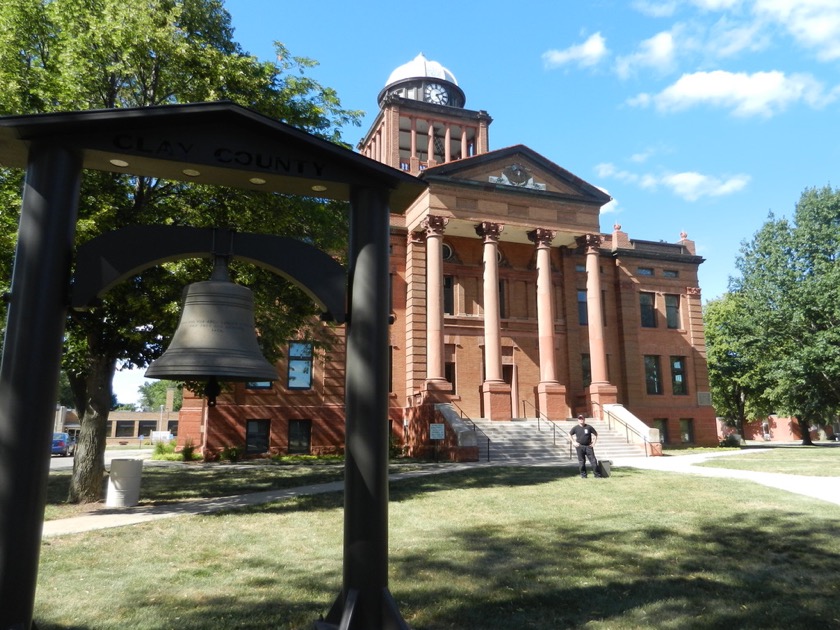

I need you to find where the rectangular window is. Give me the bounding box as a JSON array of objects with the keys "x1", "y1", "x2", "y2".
[
  {"x1": 287, "y1": 341, "x2": 313, "y2": 390},
  {"x1": 389, "y1": 273, "x2": 394, "y2": 314},
  {"x1": 246, "y1": 381, "x2": 272, "y2": 389},
  {"x1": 663, "y1": 269, "x2": 679, "y2": 278},
  {"x1": 601, "y1": 289, "x2": 608, "y2": 327},
  {"x1": 444, "y1": 361, "x2": 456, "y2": 393},
  {"x1": 167, "y1": 420, "x2": 179, "y2": 436},
  {"x1": 444, "y1": 343, "x2": 456, "y2": 393},
  {"x1": 671, "y1": 356, "x2": 688, "y2": 395},
  {"x1": 644, "y1": 355, "x2": 662, "y2": 395},
  {"x1": 581, "y1": 354, "x2": 591, "y2": 388},
  {"x1": 640, "y1": 292, "x2": 657, "y2": 328},
  {"x1": 665, "y1": 294, "x2": 681, "y2": 329},
  {"x1": 575, "y1": 263, "x2": 586, "y2": 272},
  {"x1": 637, "y1": 267, "x2": 654, "y2": 276},
  {"x1": 246, "y1": 419, "x2": 270, "y2": 454},
  {"x1": 577, "y1": 289, "x2": 588, "y2": 325},
  {"x1": 138, "y1": 420, "x2": 157, "y2": 438},
  {"x1": 115, "y1": 421, "x2": 135, "y2": 438},
  {"x1": 288, "y1": 419, "x2": 312, "y2": 454},
  {"x1": 443, "y1": 275, "x2": 455, "y2": 315},
  {"x1": 680, "y1": 418, "x2": 694, "y2": 444},
  {"x1": 499, "y1": 279, "x2": 507, "y2": 319},
  {"x1": 653, "y1": 418, "x2": 668, "y2": 444}
]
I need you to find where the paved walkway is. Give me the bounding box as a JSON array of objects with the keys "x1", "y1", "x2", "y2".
[{"x1": 42, "y1": 449, "x2": 839, "y2": 538}]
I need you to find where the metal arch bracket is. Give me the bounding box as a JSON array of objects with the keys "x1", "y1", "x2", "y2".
[{"x1": 71, "y1": 225, "x2": 347, "y2": 323}]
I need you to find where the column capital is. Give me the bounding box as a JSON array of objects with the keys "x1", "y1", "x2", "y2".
[
  {"x1": 686, "y1": 286, "x2": 702, "y2": 296},
  {"x1": 475, "y1": 221, "x2": 504, "y2": 242},
  {"x1": 576, "y1": 233, "x2": 602, "y2": 252},
  {"x1": 527, "y1": 228, "x2": 556, "y2": 248},
  {"x1": 422, "y1": 215, "x2": 449, "y2": 237}
]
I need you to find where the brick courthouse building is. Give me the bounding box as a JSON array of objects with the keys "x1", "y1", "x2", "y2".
[{"x1": 176, "y1": 54, "x2": 718, "y2": 457}]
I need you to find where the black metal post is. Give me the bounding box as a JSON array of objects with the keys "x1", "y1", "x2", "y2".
[
  {"x1": 320, "y1": 186, "x2": 408, "y2": 629},
  {"x1": 0, "y1": 143, "x2": 81, "y2": 630}
]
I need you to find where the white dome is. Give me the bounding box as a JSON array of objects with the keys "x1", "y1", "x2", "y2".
[{"x1": 384, "y1": 53, "x2": 459, "y2": 89}]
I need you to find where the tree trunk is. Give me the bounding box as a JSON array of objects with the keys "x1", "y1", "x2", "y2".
[
  {"x1": 797, "y1": 416, "x2": 813, "y2": 446},
  {"x1": 68, "y1": 354, "x2": 117, "y2": 503}
]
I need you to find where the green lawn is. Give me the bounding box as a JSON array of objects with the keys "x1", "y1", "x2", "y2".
[
  {"x1": 694, "y1": 444, "x2": 840, "y2": 476},
  {"x1": 34, "y1": 452, "x2": 840, "y2": 629}
]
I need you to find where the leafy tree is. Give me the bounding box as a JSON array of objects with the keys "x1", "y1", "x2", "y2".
[
  {"x1": 728, "y1": 186, "x2": 840, "y2": 444},
  {"x1": 0, "y1": 0, "x2": 360, "y2": 501},
  {"x1": 56, "y1": 371, "x2": 76, "y2": 409},
  {"x1": 704, "y1": 293, "x2": 773, "y2": 436},
  {"x1": 138, "y1": 380, "x2": 183, "y2": 412}
]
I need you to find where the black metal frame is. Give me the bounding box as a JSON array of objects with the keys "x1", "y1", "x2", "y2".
[{"x1": 0, "y1": 102, "x2": 425, "y2": 630}]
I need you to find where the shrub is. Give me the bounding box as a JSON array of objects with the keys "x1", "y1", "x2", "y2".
[
  {"x1": 220, "y1": 444, "x2": 242, "y2": 462},
  {"x1": 153, "y1": 440, "x2": 176, "y2": 457},
  {"x1": 719, "y1": 434, "x2": 741, "y2": 448},
  {"x1": 181, "y1": 439, "x2": 196, "y2": 461}
]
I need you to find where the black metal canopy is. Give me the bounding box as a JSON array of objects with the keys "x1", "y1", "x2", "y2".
[{"x1": 0, "y1": 101, "x2": 425, "y2": 212}]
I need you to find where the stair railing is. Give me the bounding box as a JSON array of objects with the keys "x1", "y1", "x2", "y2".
[
  {"x1": 595, "y1": 402, "x2": 654, "y2": 457},
  {"x1": 521, "y1": 400, "x2": 573, "y2": 459},
  {"x1": 449, "y1": 401, "x2": 491, "y2": 462}
]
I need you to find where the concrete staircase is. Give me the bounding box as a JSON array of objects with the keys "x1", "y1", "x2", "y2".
[{"x1": 468, "y1": 417, "x2": 648, "y2": 463}]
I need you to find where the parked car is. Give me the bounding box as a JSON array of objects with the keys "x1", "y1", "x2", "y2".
[{"x1": 51, "y1": 432, "x2": 74, "y2": 457}]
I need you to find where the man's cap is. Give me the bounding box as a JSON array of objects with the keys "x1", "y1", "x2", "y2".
[{"x1": 577, "y1": 414, "x2": 585, "y2": 419}]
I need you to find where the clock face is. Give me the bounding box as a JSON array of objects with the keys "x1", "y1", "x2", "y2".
[{"x1": 424, "y1": 83, "x2": 449, "y2": 105}]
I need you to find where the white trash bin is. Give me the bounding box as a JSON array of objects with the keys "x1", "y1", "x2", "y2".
[{"x1": 106, "y1": 458, "x2": 143, "y2": 507}]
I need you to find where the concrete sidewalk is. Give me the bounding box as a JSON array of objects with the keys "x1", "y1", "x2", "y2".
[
  {"x1": 42, "y1": 450, "x2": 840, "y2": 538},
  {"x1": 42, "y1": 463, "x2": 470, "y2": 538}
]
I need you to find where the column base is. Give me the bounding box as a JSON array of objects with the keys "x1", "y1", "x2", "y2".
[
  {"x1": 482, "y1": 380, "x2": 512, "y2": 421},
  {"x1": 536, "y1": 382, "x2": 569, "y2": 419},
  {"x1": 421, "y1": 378, "x2": 452, "y2": 404},
  {"x1": 586, "y1": 382, "x2": 618, "y2": 419}
]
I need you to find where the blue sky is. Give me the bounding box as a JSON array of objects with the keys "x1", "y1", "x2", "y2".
[{"x1": 114, "y1": 0, "x2": 840, "y2": 403}]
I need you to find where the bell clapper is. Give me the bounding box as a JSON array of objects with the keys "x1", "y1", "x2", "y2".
[{"x1": 204, "y1": 376, "x2": 221, "y2": 407}]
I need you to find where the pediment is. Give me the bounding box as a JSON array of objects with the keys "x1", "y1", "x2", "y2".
[{"x1": 421, "y1": 145, "x2": 610, "y2": 206}]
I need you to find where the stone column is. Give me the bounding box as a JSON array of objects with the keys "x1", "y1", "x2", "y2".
[
  {"x1": 476, "y1": 222, "x2": 511, "y2": 420},
  {"x1": 444, "y1": 124, "x2": 451, "y2": 162},
  {"x1": 422, "y1": 216, "x2": 450, "y2": 398},
  {"x1": 577, "y1": 234, "x2": 617, "y2": 418},
  {"x1": 426, "y1": 121, "x2": 435, "y2": 167},
  {"x1": 409, "y1": 117, "x2": 420, "y2": 173},
  {"x1": 528, "y1": 229, "x2": 568, "y2": 418}
]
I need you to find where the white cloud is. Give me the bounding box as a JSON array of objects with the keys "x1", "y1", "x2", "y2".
[
  {"x1": 543, "y1": 33, "x2": 609, "y2": 69},
  {"x1": 628, "y1": 69, "x2": 834, "y2": 116},
  {"x1": 707, "y1": 17, "x2": 769, "y2": 57},
  {"x1": 692, "y1": 0, "x2": 743, "y2": 10},
  {"x1": 596, "y1": 187, "x2": 621, "y2": 214},
  {"x1": 755, "y1": 0, "x2": 840, "y2": 61},
  {"x1": 616, "y1": 31, "x2": 678, "y2": 78},
  {"x1": 597, "y1": 162, "x2": 750, "y2": 201},
  {"x1": 658, "y1": 171, "x2": 751, "y2": 200},
  {"x1": 631, "y1": 149, "x2": 654, "y2": 163},
  {"x1": 632, "y1": 0, "x2": 680, "y2": 17}
]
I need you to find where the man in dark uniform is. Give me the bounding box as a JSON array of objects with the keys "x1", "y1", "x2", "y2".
[{"x1": 570, "y1": 414, "x2": 601, "y2": 478}]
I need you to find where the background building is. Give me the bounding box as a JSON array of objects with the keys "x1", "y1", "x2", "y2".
[{"x1": 176, "y1": 54, "x2": 718, "y2": 458}]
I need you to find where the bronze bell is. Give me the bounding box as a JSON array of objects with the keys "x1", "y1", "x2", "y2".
[{"x1": 145, "y1": 256, "x2": 278, "y2": 404}]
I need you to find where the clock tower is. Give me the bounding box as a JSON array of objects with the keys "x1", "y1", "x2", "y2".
[{"x1": 358, "y1": 53, "x2": 492, "y2": 174}]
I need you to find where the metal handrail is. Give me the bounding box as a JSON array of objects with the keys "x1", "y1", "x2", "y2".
[
  {"x1": 521, "y1": 400, "x2": 573, "y2": 459},
  {"x1": 449, "y1": 401, "x2": 491, "y2": 462},
  {"x1": 593, "y1": 402, "x2": 654, "y2": 457}
]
